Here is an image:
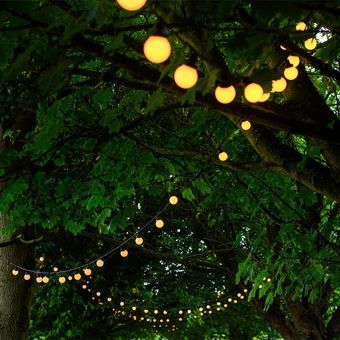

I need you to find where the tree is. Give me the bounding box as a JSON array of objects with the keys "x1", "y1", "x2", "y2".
[{"x1": 0, "y1": 0, "x2": 339, "y2": 339}]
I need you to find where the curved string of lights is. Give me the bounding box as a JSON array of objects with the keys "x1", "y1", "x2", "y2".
[
  {"x1": 10, "y1": 196, "x2": 179, "y2": 283},
  {"x1": 116, "y1": 0, "x2": 317, "y2": 131}
]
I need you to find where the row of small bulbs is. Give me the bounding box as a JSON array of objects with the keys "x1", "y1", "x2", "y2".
[{"x1": 11, "y1": 195, "x2": 179, "y2": 283}]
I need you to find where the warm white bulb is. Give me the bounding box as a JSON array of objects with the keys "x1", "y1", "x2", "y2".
[
  {"x1": 36, "y1": 277, "x2": 43, "y2": 283},
  {"x1": 96, "y1": 259, "x2": 104, "y2": 267},
  {"x1": 59, "y1": 277, "x2": 66, "y2": 284},
  {"x1": 84, "y1": 268, "x2": 92, "y2": 276},
  {"x1": 74, "y1": 273, "x2": 81, "y2": 280},
  {"x1": 169, "y1": 195, "x2": 178, "y2": 205},
  {"x1": 241, "y1": 121, "x2": 251, "y2": 131},
  {"x1": 215, "y1": 85, "x2": 236, "y2": 104},
  {"x1": 304, "y1": 38, "x2": 317, "y2": 50},
  {"x1": 12, "y1": 269, "x2": 19, "y2": 276},
  {"x1": 244, "y1": 83, "x2": 264, "y2": 103},
  {"x1": 287, "y1": 55, "x2": 300, "y2": 67},
  {"x1": 135, "y1": 236, "x2": 144, "y2": 245},
  {"x1": 24, "y1": 274, "x2": 31, "y2": 281},
  {"x1": 218, "y1": 152, "x2": 228, "y2": 161},
  {"x1": 155, "y1": 219, "x2": 164, "y2": 228},
  {"x1": 174, "y1": 64, "x2": 198, "y2": 89},
  {"x1": 42, "y1": 276, "x2": 49, "y2": 283},
  {"x1": 120, "y1": 249, "x2": 128, "y2": 257},
  {"x1": 271, "y1": 77, "x2": 287, "y2": 92},
  {"x1": 116, "y1": 0, "x2": 147, "y2": 11},
  {"x1": 296, "y1": 21, "x2": 307, "y2": 31},
  {"x1": 284, "y1": 67, "x2": 298, "y2": 80},
  {"x1": 143, "y1": 35, "x2": 171, "y2": 64}
]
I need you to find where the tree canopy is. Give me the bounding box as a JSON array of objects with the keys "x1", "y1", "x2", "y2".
[{"x1": 0, "y1": 0, "x2": 339, "y2": 339}]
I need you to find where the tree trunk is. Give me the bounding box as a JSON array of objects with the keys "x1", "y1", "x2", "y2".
[{"x1": 0, "y1": 206, "x2": 34, "y2": 339}]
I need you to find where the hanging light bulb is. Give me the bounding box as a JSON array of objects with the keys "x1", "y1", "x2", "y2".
[
  {"x1": 228, "y1": 298, "x2": 232, "y2": 302},
  {"x1": 223, "y1": 304, "x2": 228, "y2": 308},
  {"x1": 154, "y1": 309, "x2": 159, "y2": 314},
  {"x1": 271, "y1": 77, "x2": 287, "y2": 92},
  {"x1": 244, "y1": 83, "x2": 264, "y2": 103},
  {"x1": 233, "y1": 300, "x2": 238, "y2": 303},
  {"x1": 206, "y1": 305, "x2": 211, "y2": 309},
  {"x1": 143, "y1": 35, "x2": 171, "y2": 64},
  {"x1": 178, "y1": 310, "x2": 183, "y2": 314},
  {"x1": 24, "y1": 274, "x2": 31, "y2": 281},
  {"x1": 218, "y1": 152, "x2": 228, "y2": 161},
  {"x1": 296, "y1": 21, "x2": 307, "y2": 31},
  {"x1": 74, "y1": 273, "x2": 81, "y2": 280},
  {"x1": 12, "y1": 269, "x2": 19, "y2": 276},
  {"x1": 42, "y1": 276, "x2": 49, "y2": 283},
  {"x1": 59, "y1": 276, "x2": 66, "y2": 284},
  {"x1": 169, "y1": 195, "x2": 178, "y2": 205},
  {"x1": 120, "y1": 301, "x2": 125, "y2": 306},
  {"x1": 155, "y1": 219, "x2": 164, "y2": 228},
  {"x1": 244, "y1": 288, "x2": 248, "y2": 293},
  {"x1": 96, "y1": 259, "x2": 104, "y2": 267},
  {"x1": 135, "y1": 236, "x2": 144, "y2": 245},
  {"x1": 120, "y1": 249, "x2": 129, "y2": 257},
  {"x1": 187, "y1": 309, "x2": 191, "y2": 314},
  {"x1": 215, "y1": 85, "x2": 236, "y2": 104},
  {"x1": 259, "y1": 92, "x2": 270, "y2": 102},
  {"x1": 284, "y1": 66, "x2": 298, "y2": 80},
  {"x1": 84, "y1": 268, "x2": 92, "y2": 276},
  {"x1": 287, "y1": 55, "x2": 300, "y2": 67},
  {"x1": 53, "y1": 267, "x2": 58, "y2": 272},
  {"x1": 68, "y1": 275, "x2": 73, "y2": 281},
  {"x1": 304, "y1": 38, "x2": 317, "y2": 50},
  {"x1": 36, "y1": 276, "x2": 43, "y2": 283},
  {"x1": 144, "y1": 309, "x2": 149, "y2": 314},
  {"x1": 96, "y1": 292, "x2": 101, "y2": 297},
  {"x1": 132, "y1": 306, "x2": 137, "y2": 311},
  {"x1": 174, "y1": 64, "x2": 198, "y2": 89},
  {"x1": 107, "y1": 297, "x2": 112, "y2": 302},
  {"x1": 116, "y1": 0, "x2": 147, "y2": 11},
  {"x1": 241, "y1": 121, "x2": 251, "y2": 131}
]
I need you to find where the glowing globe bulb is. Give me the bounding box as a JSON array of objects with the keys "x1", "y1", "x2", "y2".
[
  {"x1": 163, "y1": 310, "x2": 167, "y2": 315},
  {"x1": 216, "y1": 307, "x2": 220, "y2": 311},
  {"x1": 179, "y1": 310, "x2": 183, "y2": 314},
  {"x1": 120, "y1": 301, "x2": 125, "y2": 306},
  {"x1": 59, "y1": 276, "x2": 66, "y2": 284},
  {"x1": 116, "y1": 0, "x2": 147, "y2": 11},
  {"x1": 155, "y1": 219, "x2": 164, "y2": 228},
  {"x1": 215, "y1": 85, "x2": 236, "y2": 104},
  {"x1": 42, "y1": 276, "x2": 49, "y2": 283},
  {"x1": 174, "y1": 64, "x2": 198, "y2": 89},
  {"x1": 135, "y1": 236, "x2": 144, "y2": 245},
  {"x1": 267, "y1": 278, "x2": 271, "y2": 282},
  {"x1": 179, "y1": 317, "x2": 183, "y2": 321},
  {"x1": 53, "y1": 267, "x2": 58, "y2": 272},
  {"x1": 144, "y1": 309, "x2": 149, "y2": 313},
  {"x1": 107, "y1": 297, "x2": 112, "y2": 302},
  {"x1": 233, "y1": 300, "x2": 237, "y2": 304},
  {"x1": 224, "y1": 304, "x2": 228, "y2": 308},
  {"x1": 259, "y1": 284, "x2": 263, "y2": 289},
  {"x1": 96, "y1": 292, "x2": 101, "y2": 297},
  {"x1": 39, "y1": 256, "x2": 44, "y2": 262},
  {"x1": 206, "y1": 305, "x2": 211, "y2": 309},
  {"x1": 24, "y1": 274, "x2": 31, "y2": 281},
  {"x1": 296, "y1": 21, "x2": 307, "y2": 31},
  {"x1": 284, "y1": 66, "x2": 298, "y2": 80},
  {"x1": 240, "y1": 295, "x2": 244, "y2": 299},
  {"x1": 241, "y1": 121, "x2": 251, "y2": 131},
  {"x1": 259, "y1": 92, "x2": 270, "y2": 102},
  {"x1": 169, "y1": 195, "x2": 178, "y2": 205},
  {"x1": 208, "y1": 311, "x2": 212, "y2": 314},
  {"x1": 120, "y1": 249, "x2": 128, "y2": 257},
  {"x1": 154, "y1": 309, "x2": 159, "y2": 314},
  {"x1": 12, "y1": 269, "x2": 19, "y2": 276},
  {"x1": 237, "y1": 293, "x2": 241, "y2": 297},
  {"x1": 132, "y1": 306, "x2": 137, "y2": 311},
  {"x1": 82, "y1": 284, "x2": 87, "y2": 289},
  {"x1": 244, "y1": 288, "x2": 248, "y2": 293},
  {"x1": 218, "y1": 152, "x2": 228, "y2": 161},
  {"x1": 74, "y1": 273, "x2": 81, "y2": 280},
  {"x1": 271, "y1": 77, "x2": 287, "y2": 92},
  {"x1": 304, "y1": 38, "x2": 317, "y2": 50},
  {"x1": 244, "y1": 83, "x2": 264, "y2": 103},
  {"x1": 84, "y1": 268, "x2": 92, "y2": 276},
  {"x1": 228, "y1": 298, "x2": 232, "y2": 302},
  {"x1": 143, "y1": 35, "x2": 171, "y2": 64},
  {"x1": 68, "y1": 276, "x2": 73, "y2": 281},
  {"x1": 96, "y1": 259, "x2": 104, "y2": 267},
  {"x1": 287, "y1": 55, "x2": 300, "y2": 67}
]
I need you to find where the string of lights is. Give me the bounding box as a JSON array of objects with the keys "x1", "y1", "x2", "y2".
[{"x1": 10, "y1": 196, "x2": 179, "y2": 282}]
